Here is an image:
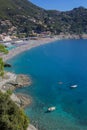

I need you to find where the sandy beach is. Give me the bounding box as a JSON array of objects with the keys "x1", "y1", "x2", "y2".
[
  {"x1": 2, "y1": 33, "x2": 87, "y2": 62},
  {"x1": 2, "y1": 37, "x2": 58, "y2": 61}
]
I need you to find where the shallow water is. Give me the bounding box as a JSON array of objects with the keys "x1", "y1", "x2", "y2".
[
  {"x1": 7, "y1": 45, "x2": 16, "y2": 50},
  {"x1": 7, "y1": 39, "x2": 87, "y2": 130}
]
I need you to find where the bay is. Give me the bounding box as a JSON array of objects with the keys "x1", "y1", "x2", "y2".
[{"x1": 7, "y1": 39, "x2": 87, "y2": 130}]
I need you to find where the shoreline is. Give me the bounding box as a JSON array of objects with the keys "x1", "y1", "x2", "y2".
[
  {"x1": 1, "y1": 35, "x2": 87, "y2": 130},
  {"x1": 1, "y1": 34, "x2": 87, "y2": 62},
  {"x1": 2, "y1": 37, "x2": 58, "y2": 61}
]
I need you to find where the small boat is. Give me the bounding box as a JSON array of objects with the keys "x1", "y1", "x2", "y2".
[
  {"x1": 47, "y1": 107, "x2": 56, "y2": 112},
  {"x1": 70, "y1": 85, "x2": 78, "y2": 88}
]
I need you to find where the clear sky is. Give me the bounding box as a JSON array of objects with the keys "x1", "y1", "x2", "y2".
[{"x1": 29, "y1": 0, "x2": 87, "y2": 11}]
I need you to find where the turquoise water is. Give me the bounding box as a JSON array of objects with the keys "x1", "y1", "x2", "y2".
[
  {"x1": 6, "y1": 45, "x2": 16, "y2": 50},
  {"x1": 7, "y1": 39, "x2": 87, "y2": 130}
]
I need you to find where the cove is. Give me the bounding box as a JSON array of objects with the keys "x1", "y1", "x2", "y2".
[{"x1": 7, "y1": 39, "x2": 87, "y2": 130}]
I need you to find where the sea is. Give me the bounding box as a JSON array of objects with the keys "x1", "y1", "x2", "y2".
[{"x1": 7, "y1": 39, "x2": 87, "y2": 130}]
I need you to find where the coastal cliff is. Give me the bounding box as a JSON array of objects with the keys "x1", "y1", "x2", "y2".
[{"x1": 0, "y1": 71, "x2": 38, "y2": 130}]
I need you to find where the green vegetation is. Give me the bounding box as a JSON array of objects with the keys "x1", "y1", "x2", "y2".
[
  {"x1": 0, "y1": 44, "x2": 8, "y2": 54},
  {"x1": 0, "y1": 91, "x2": 29, "y2": 130},
  {"x1": 6, "y1": 89, "x2": 12, "y2": 95},
  {"x1": 0, "y1": 0, "x2": 47, "y2": 35},
  {"x1": 0, "y1": 44, "x2": 8, "y2": 77},
  {"x1": 0, "y1": 0, "x2": 87, "y2": 35},
  {"x1": 0, "y1": 58, "x2": 4, "y2": 77}
]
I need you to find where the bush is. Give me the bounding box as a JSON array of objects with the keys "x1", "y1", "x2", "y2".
[{"x1": 0, "y1": 44, "x2": 8, "y2": 54}]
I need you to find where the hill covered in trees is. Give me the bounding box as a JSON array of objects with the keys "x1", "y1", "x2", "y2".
[{"x1": 0, "y1": 0, "x2": 87, "y2": 36}]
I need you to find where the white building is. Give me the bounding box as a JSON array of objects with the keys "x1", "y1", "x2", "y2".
[{"x1": 3, "y1": 36, "x2": 12, "y2": 42}]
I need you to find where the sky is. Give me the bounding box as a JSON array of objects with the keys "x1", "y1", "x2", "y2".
[{"x1": 30, "y1": 0, "x2": 87, "y2": 11}]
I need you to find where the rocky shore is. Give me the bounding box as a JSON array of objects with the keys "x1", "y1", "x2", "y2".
[
  {"x1": 11, "y1": 93, "x2": 32, "y2": 108},
  {"x1": 0, "y1": 72, "x2": 32, "y2": 91},
  {"x1": 0, "y1": 72, "x2": 32, "y2": 107},
  {"x1": 15, "y1": 74, "x2": 32, "y2": 87},
  {"x1": 0, "y1": 72, "x2": 37, "y2": 130}
]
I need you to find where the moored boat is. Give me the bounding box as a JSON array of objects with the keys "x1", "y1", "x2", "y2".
[
  {"x1": 70, "y1": 85, "x2": 78, "y2": 88},
  {"x1": 47, "y1": 106, "x2": 56, "y2": 112}
]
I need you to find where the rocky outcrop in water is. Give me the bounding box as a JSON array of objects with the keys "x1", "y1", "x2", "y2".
[
  {"x1": 15, "y1": 74, "x2": 32, "y2": 87},
  {"x1": 1, "y1": 74, "x2": 32, "y2": 92}
]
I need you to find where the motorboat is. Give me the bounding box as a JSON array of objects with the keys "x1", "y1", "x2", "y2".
[
  {"x1": 47, "y1": 107, "x2": 56, "y2": 112},
  {"x1": 70, "y1": 85, "x2": 78, "y2": 88}
]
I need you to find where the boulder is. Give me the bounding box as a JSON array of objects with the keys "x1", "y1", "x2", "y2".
[{"x1": 4, "y1": 63, "x2": 12, "y2": 67}]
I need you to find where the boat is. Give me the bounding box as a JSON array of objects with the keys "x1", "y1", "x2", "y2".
[
  {"x1": 47, "y1": 107, "x2": 56, "y2": 112},
  {"x1": 70, "y1": 85, "x2": 78, "y2": 88}
]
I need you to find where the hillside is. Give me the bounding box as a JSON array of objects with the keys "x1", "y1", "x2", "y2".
[
  {"x1": 0, "y1": 0, "x2": 47, "y2": 36},
  {"x1": 0, "y1": 0, "x2": 87, "y2": 36},
  {"x1": 46, "y1": 7, "x2": 87, "y2": 34}
]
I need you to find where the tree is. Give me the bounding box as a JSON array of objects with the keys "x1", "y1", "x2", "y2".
[
  {"x1": 0, "y1": 44, "x2": 8, "y2": 54},
  {"x1": 0, "y1": 58, "x2": 4, "y2": 77},
  {"x1": 0, "y1": 91, "x2": 29, "y2": 130},
  {"x1": 0, "y1": 44, "x2": 8, "y2": 77}
]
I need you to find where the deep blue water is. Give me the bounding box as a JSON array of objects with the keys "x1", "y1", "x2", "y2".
[{"x1": 7, "y1": 39, "x2": 87, "y2": 130}]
